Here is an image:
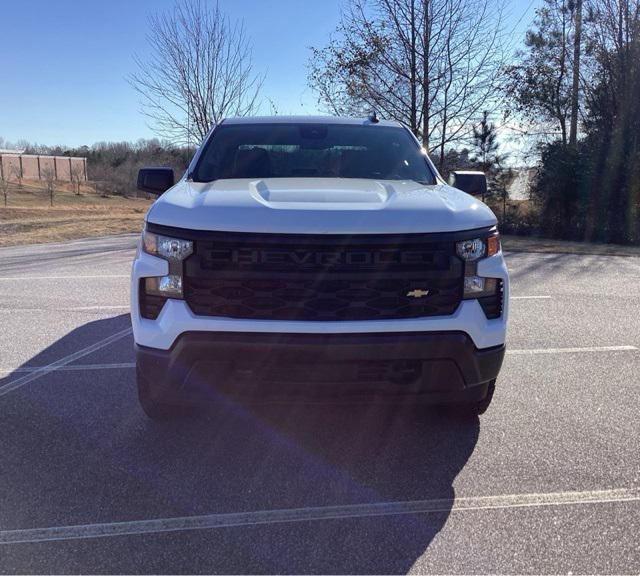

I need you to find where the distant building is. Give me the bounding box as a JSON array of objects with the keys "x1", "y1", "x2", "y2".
[{"x1": 0, "y1": 153, "x2": 87, "y2": 183}]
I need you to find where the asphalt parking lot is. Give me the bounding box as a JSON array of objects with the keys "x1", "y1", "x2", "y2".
[{"x1": 1, "y1": 235, "x2": 639, "y2": 574}]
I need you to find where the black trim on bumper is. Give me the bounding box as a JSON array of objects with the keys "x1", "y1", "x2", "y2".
[{"x1": 136, "y1": 331, "x2": 505, "y2": 405}]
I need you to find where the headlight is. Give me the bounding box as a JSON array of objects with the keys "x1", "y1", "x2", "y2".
[
  {"x1": 456, "y1": 233, "x2": 500, "y2": 262},
  {"x1": 144, "y1": 275, "x2": 184, "y2": 298},
  {"x1": 486, "y1": 234, "x2": 501, "y2": 257},
  {"x1": 141, "y1": 228, "x2": 193, "y2": 299},
  {"x1": 458, "y1": 232, "x2": 502, "y2": 311},
  {"x1": 456, "y1": 238, "x2": 485, "y2": 261},
  {"x1": 142, "y1": 231, "x2": 193, "y2": 262},
  {"x1": 463, "y1": 277, "x2": 503, "y2": 319},
  {"x1": 463, "y1": 276, "x2": 499, "y2": 298}
]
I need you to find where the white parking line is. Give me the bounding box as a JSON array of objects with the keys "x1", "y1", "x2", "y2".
[
  {"x1": 0, "y1": 363, "x2": 136, "y2": 375},
  {"x1": 0, "y1": 275, "x2": 129, "y2": 281},
  {"x1": 508, "y1": 345, "x2": 638, "y2": 355},
  {"x1": 0, "y1": 328, "x2": 133, "y2": 398},
  {"x1": 0, "y1": 487, "x2": 637, "y2": 545},
  {"x1": 511, "y1": 295, "x2": 553, "y2": 300},
  {"x1": 0, "y1": 306, "x2": 129, "y2": 312}
]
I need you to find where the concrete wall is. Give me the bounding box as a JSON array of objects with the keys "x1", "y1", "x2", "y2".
[
  {"x1": 70, "y1": 158, "x2": 86, "y2": 180},
  {"x1": 0, "y1": 155, "x2": 22, "y2": 181},
  {"x1": 0, "y1": 154, "x2": 87, "y2": 182},
  {"x1": 39, "y1": 156, "x2": 55, "y2": 179},
  {"x1": 55, "y1": 157, "x2": 71, "y2": 181},
  {"x1": 21, "y1": 156, "x2": 39, "y2": 180}
]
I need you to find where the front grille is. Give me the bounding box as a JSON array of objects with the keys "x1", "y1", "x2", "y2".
[
  {"x1": 181, "y1": 231, "x2": 465, "y2": 321},
  {"x1": 185, "y1": 276, "x2": 462, "y2": 320}
]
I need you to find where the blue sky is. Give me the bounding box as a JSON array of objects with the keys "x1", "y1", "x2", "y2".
[{"x1": 0, "y1": 0, "x2": 540, "y2": 147}]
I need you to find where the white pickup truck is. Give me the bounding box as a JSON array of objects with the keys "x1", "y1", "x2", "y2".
[{"x1": 131, "y1": 116, "x2": 509, "y2": 419}]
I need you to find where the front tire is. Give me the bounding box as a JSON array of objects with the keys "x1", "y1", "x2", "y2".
[
  {"x1": 136, "y1": 367, "x2": 185, "y2": 420},
  {"x1": 438, "y1": 379, "x2": 496, "y2": 418},
  {"x1": 475, "y1": 379, "x2": 496, "y2": 415}
]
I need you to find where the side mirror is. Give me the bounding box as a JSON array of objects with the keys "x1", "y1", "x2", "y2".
[
  {"x1": 449, "y1": 171, "x2": 487, "y2": 198},
  {"x1": 137, "y1": 167, "x2": 174, "y2": 196}
]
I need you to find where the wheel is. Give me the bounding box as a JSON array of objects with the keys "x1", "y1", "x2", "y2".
[
  {"x1": 136, "y1": 367, "x2": 186, "y2": 421},
  {"x1": 475, "y1": 379, "x2": 496, "y2": 415},
  {"x1": 437, "y1": 379, "x2": 496, "y2": 418}
]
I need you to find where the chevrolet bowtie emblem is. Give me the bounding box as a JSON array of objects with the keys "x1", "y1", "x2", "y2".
[{"x1": 406, "y1": 289, "x2": 430, "y2": 298}]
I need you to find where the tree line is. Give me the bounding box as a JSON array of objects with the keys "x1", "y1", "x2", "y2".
[
  {"x1": 307, "y1": 0, "x2": 640, "y2": 244},
  {"x1": 129, "y1": 0, "x2": 640, "y2": 245},
  {"x1": 507, "y1": 0, "x2": 640, "y2": 244}
]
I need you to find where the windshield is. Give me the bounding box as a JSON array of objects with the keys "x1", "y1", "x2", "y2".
[{"x1": 192, "y1": 123, "x2": 436, "y2": 184}]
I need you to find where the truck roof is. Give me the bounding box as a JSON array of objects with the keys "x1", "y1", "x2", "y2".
[{"x1": 222, "y1": 115, "x2": 404, "y2": 128}]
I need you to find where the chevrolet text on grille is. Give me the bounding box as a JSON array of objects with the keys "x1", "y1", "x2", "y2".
[{"x1": 209, "y1": 249, "x2": 434, "y2": 267}]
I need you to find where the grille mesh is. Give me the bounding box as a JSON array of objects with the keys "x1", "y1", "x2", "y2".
[
  {"x1": 185, "y1": 276, "x2": 462, "y2": 320},
  {"x1": 183, "y1": 233, "x2": 464, "y2": 321}
]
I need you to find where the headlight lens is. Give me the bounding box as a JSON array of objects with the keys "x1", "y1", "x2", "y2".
[
  {"x1": 456, "y1": 233, "x2": 500, "y2": 262},
  {"x1": 140, "y1": 228, "x2": 193, "y2": 302},
  {"x1": 142, "y1": 231, "x2": 193, "y2": 261},
  {"x1": 456, "y1": 238, "x2": 486, "y2": 261},
  {"x1": 144, "y1": 275, "x2": 184, "y2": 298},
  {"x1": 458, "y1": 232, "x2": 502, "y2": 314},
  {"x1": 463, "y1": 276, "x2": 499, "y2": 298}
]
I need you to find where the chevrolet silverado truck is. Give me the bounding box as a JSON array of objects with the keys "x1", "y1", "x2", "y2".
[{"x1": 131, "y1": 116, "x2": 508, "y2": 419}]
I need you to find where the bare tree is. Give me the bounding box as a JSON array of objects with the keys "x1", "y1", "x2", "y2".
[
  {"x1": 308, "y1": 0, "x2": 507, "y2": 169},
  {"x1": 582, "y1": 0, "x2": 640, "y2": 113},
  {"x1": 129, "y1": 0, "x2": 264, "y2": 145},
  {"x1": 70, "y1": 162, "x2": 84, "y2": 196},
  {"x1": 41, "y1": 166, "x2": 56, "y2": 206},
  {"x1": 569, "y1": 0, "x2": 583, "y2": 147},
  {"x1": 580, "y1": 0, "x2": 640, "y2": 240},
  {"x1": 9, "y1": 163, "x2": 22, "y2": 191},
  {"x1": 0, "y1": 174, "x2": 10, "y2": 207}
]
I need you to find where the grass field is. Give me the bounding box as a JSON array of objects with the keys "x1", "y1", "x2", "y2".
[{"x1": 0, "y1": 180, "x2": 151, "y2": 247}]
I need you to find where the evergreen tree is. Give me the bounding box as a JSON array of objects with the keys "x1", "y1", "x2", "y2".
[
  {"x1": 505, "y1": 0, "x2": 579, "y2": 146},
  {"x1": 471, "y1": 111, "x2": 512, "y2": 207}
]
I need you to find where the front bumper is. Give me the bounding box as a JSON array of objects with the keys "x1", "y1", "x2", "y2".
[
  {"x1": 131, "y1": 246, "x2": 509, "y2": 350},
  {"x1": 136, "y1": 331, "x2": 505, "y2": 405}
]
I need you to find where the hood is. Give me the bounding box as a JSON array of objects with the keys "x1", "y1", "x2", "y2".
[{"x1": 146, "y1": 177, "x2": 497, "y2": 234}]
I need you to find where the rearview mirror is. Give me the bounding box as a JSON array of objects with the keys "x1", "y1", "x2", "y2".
[
  {"x1": 137, "y1": 167, "x2": 174, "y2": 196},
  {"x1": 449, "y1": 171, "x2": 487, "y2": 198}
]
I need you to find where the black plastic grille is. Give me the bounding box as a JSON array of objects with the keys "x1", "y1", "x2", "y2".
[
  {"x1": 185, "y1": 276, "x2": 462, "y2": 320},
  {"x1": 182, "y1": 232, "x2": 464, "y2": 321}
]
